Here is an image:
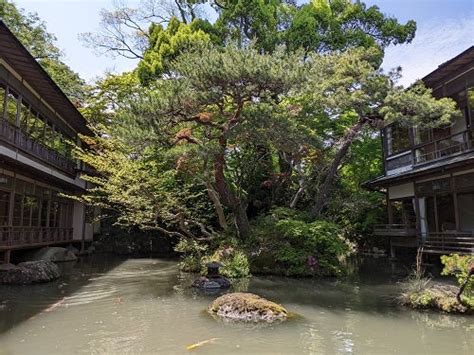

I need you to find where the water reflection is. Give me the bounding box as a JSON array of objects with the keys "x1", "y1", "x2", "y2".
[{"x1": 0, "y1": 256, "x2": 472, "y2": 354}]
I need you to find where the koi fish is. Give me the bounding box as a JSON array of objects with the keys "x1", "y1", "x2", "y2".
[
  {"x1": 186, "y1": 338, "x2": 220, "y2": 351},
  {"x1": 44, "y1": 297, "x2": 66, "y2": 312}
]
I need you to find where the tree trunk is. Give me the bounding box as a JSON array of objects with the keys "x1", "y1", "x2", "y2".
[
  {"x1": 214, "y1": 137, "x2": 251, "y2": 240},
  {"x1": 456, "y1": 266, "x2": 473, "y2": 305},
  {"x1": 289, "y1": 160, "x2": 305, "y2": 208},
  {"x1": 205, "y1": 181, "x2": 228, "y2": 231},
  {"x1": 309, "y1": 119, "x2": 367, "y2": 219}
]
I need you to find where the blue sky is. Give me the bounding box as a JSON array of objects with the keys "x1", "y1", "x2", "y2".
[{"x1": 13, "y1": 0, "x2": 474, "y2": 86}]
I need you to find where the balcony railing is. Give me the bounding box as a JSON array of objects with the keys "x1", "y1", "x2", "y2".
[
  {"x1": 0, "y1": 226, "x2": 74, "y2": 249},
  {"x1": 414, "y1": 130, "x2": 474, "y2": 165},
  {"x1": 0, "y1": 119, "x2": 76, "y2": 175},
  {"x1": 374, "y1": 224, "x2": 417, "y2": 237},
  {"x1": 385, "y1": 129, "x2": 474, "y2": 173},
  {"x1": 421, "y1": 232, "x2": 474, "y2": 255}
]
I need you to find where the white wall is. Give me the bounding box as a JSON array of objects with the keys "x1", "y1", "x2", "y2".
[
  {"x1": 72, "y1": 201, "x2": 85, "y2": 241},
  {"x1": 388, "y1": 182, "x2": 415, "y2": 200}
]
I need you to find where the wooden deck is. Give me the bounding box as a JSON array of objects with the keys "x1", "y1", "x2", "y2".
[
  {"x1": 0, "y1": 226, "x2": 74, "y2": 251},
  {"x1": 421, "y1": 232, "x2": 474, "y2": 255},
  {"x1": 374, "y1": 225, "x2": 474, "y2": 255},
  {"x1": 374, "y1": 224, "x2": 417, "y2": 237}
]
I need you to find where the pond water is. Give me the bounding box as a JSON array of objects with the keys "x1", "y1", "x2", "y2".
[{"x1": 0, "y1": 256, "x2": 472, "y2": 354}]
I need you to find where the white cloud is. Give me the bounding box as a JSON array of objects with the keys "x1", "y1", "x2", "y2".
[{"x1": 382, "y1": 14, "x2": 474, "y2": 87}]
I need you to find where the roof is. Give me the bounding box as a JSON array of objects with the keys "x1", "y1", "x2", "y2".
[
  {"x1": 0, "y1": 20, "x2": 92, "y2": 136},
  {"x1": 422, "y1": 46, "x2": 474, "y2": 88},
  {"x1": 364, "y1": 151, "x2": 474, "y2": 189}
]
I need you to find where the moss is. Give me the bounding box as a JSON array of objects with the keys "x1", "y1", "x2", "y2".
[
  {"x1": 209, "y1": 293, "x2": 288, "y2": 322},
  {"x1": 401, "y1": 284, "x2": 473, "y2": 314}
]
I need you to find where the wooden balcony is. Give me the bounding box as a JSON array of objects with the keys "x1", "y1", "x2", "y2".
[
  {"x1": 414, "y1": 130, "x2": 474, "y2": 165},
  {"x1": 0, "y1": 119, "x2": 76, "y2": 175},
  {"x1": 374, "y1": 224, "x2": 417, "y2": 237},
  {"x1": 421, "y1": 232, "x2": 474, "y2": 255},
  {"x1": 384, "y1": 129, "x2": 474, "y2": 174},
  {"x1": 0, "y1": 226, "x2": 74, "y2": 251}
]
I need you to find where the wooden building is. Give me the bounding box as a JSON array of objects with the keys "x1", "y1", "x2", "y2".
[
  {"x1": 0, "y1": 20, "x2": 98, "y2": 263},
  {"x1": 366, "y1": 46, "x2": 474, "y2": 256}
]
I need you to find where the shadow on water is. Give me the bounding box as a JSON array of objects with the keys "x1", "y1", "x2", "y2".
[{"x1": 0, "y1": 254, "x2": 127, "y2": 334}]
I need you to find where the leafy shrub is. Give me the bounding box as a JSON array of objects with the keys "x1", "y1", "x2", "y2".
[
  {"x1": 248, "y1": 208, "x2": 350, "y2": 277},
  {"x1": 201, "y1": 246, "x2": 250, "y2": 279},
  {"x1": 441, "y1": 254, "x2": 474, "y2": 305},
  {"x1": 175, "y1": 238, "x2": 208, "y2": 273}
]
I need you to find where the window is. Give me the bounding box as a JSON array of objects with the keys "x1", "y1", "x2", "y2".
[
  {"x1": 457, "y1": 193, "x2": 474, "y2": 232},
  {"x1": 12, "y1": 194, "x2": 23, "y2": 226},
  {"x1": 468, "y1": 87, "x2": 474, "y2": 127},
  {"x1": 436, "y1": 194, "x2": 456, "y2": 232},
  {"x1": 5, "y1": 90, "x2": 18, "y2": 125},
  {"x1": 390, "y1": 198, "x2": 416, "y2": 225},
  {"x1": 0, "y1": 85, "x2": 5, "y2": 118},
  {"x1": 416, "y1": 178, "x2": 451, "y2": 195},
  {"x1": 386, "y1": 123, "x2": 410, "y2": 156},
  {"x1": 32, "y1": 115, "x2": 45, "y2": 141},
  {"x1": 414, "y1": 127, "x2": 431, "y2": 145},
  {"x1": 22, "y1": 195, "x2": 39, "y2": 226},
  {"x1": 0, "y1": 191, "x2": 10, "y2": 226}
]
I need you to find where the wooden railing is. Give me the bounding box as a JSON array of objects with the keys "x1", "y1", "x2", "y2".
[
  {"x1": 385, "y1": 129, "x2": 474, "y2": 173},
  {"x1": 414, "y1": 130, "x2": 474, "y2": 165},
  {"x1": 0, "y1": 226, "x2": 74, "y2": 249},
  {"x1": 374, "y1": 224, "x2": 417, "y2": 237},
  {"x1": 421, "y1": 232, "x2": 474, "y2": 255},
  {"x1": 0, "y1": 119, "x2": 76, "y2": 175}
]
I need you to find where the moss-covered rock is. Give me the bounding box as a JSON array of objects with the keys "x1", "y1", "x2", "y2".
[
  {"x1": 208, "y1": 292, "x2": 288, "y2": 322},
  {"x1": 401, "y1": 283, "x2": 473, "y2": 314},
  {"x1": 0, "y1": 261, "x2": 60, "y2": 285}
]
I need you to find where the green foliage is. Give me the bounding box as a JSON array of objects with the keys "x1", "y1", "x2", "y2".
[
  {"x1": 175, "y1": 238, "x2": 208, "y2": 272},
  {"x1": 441, "y1": 254, "x2": 474, "y2": 302},
  {"x1": 137, "y1": 17, "x2": 212, "y2": 84},
  {"x1": 381, "y1": 82, "x2": 462, "y2": 128},
  {"x1": 249, "y1": 208, "x2": 350, "y2": 276},
  {"x1": 213, "y1": 0, "x2": 284, "y2": 52},
  {"x1": 286, "y1": 0, "x2": 416, "y2": 54},
  {"x1": 201, "y1": 246, "x2": 250, "y2": 278},
  {"x1": 81, "y1": 71, "x2": 141, "y2": 125}
]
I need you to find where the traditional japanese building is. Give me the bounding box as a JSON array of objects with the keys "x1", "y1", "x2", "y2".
[
  {"x1": 366, "y1": 46, "x2": 474, "y2": 256},
  {"x1": 0, "y1": 20, "x2": 98, "y2": 263}
]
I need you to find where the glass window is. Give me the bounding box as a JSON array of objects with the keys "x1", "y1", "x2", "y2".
[
  {"x1": 0, "y1": 191, "x2": 10, "y2": 226},
  {"x1": 468, "y1": 87, "x2": 474, "y2": 127},
  {"x1": 386, "y1": 123, "x2": 410, "y2": 156},
  {"x1": 49, "y1": 200, "x2": 59, "y2": 227},
  {"x1": 0, "y1": 174, "x2": 13, "y2": 190},
  {"x1": 390, "y1": 198, "x2": 416, "y2": 225},
  {"x1": 40, "y1": 199, "x2": 49, "y2": 227},
  {"x1": 44, "y1": 123, "x2": 54, "y2": 148},
  {"x1": 12, "y1": 194, "x2": 23, "y2": 226},
  {"x1": 425, "y1": 196, "x2": 436, "y2": 233},
  {"x1": 20, "y1": 100, "x2": 31, "y2": 132},
  {"x1": 22, "y1": 196, "x2": 35, "y2": 226},
  {"x1": 5, "y1": 90, "x2": 18, "y2": 125},
  {"x1": 416, "y1": 178, "x2": 451, "y2": 195},
  {"x1": 0, "y1": 85, "x2": 5, "y2": 119},
  {"x1": 437, "y1": 194, "x2": 456, "y2": 232},
  {"x1": 414, "y1": 127, "x2": 431, "y2": 145},
  {"x1": 29, "y1": 114, "x2": 43, "y2": 141},
  {"x1": 458, "y1": 193, "x2": 474, "y2": 232}
]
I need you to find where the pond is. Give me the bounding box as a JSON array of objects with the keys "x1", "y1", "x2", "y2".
[{"x1": 0, "y1": 256, "x2": 472, "y2": 354}]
